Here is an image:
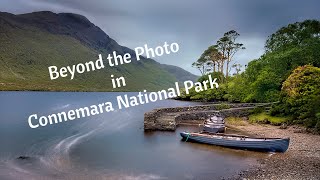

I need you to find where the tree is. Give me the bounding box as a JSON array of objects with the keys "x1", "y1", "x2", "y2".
[
  {"x1": 232, "y1": 63, "x2": 242, "y2": 75},
  {"x1": 216, "y1": 36, "x2": 228, "y2": 76},
  {"x1": 192, "y1": 54, "x2": 214, "y2": 75},
  {"x1": 201, "y1": 46, "x2": 225, "y2": 74},
  {"x1": 192, "y1": 58, "x2": 206, "y2": 75},
  {"x1": 192, "y1": 30, "x2": 244, "y2": 81},
  {"x1": 272, "y1": 65, "x2": 320, "y2": 131},
  {"x1": 188, "y1": 19, "x2": 320, "y2": 108},
  {"x1": 265, "y1": 20, "x2": 320, "y2": 52},
  {"x1": 216, "y1": 30, "x2": 245, "y2": 81},
  {"x1": 193, "y1": 45, "x2": 225, "y2": 77},
  {"x1": 203, "y1": 46, "x2": 217, "y2": 73},
  {"x1": 241, "y1": 20, "x2": 320, "y2": 103}
]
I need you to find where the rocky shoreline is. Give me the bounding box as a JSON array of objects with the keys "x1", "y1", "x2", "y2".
[
  {"x1": 228, "y1": 121, "x2": 320, "y2": 180},
  {"x1": 144, "y1": 103, "x2": 320, "y2": 179},
  {"x1": 144, "y1": 103, "x2": 272, "y2": 131}
]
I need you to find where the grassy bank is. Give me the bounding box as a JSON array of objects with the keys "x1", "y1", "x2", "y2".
[{"x1": 249, "y1": 112, "x2": 288, "y2": 125}]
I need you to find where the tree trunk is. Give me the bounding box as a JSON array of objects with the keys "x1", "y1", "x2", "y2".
[
  {"x1": 201, "y1": 66, "x2": 205, "y2": 75},
  {"x1": 221, "y1": 61, "x2": 224, "y2": 74},
  {"x1": 225, "y1": 52, "x2": 231, "y2": 82},
  {"x1": 220, "y1": 61, "x2": 224, "y2": 83},
  {"x1": 226, "y1": 60, "x2": 229, "y2": 82}
]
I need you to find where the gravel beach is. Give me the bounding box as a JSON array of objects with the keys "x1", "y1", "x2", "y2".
[{"x1": 227, "y1": 121, "x2": 320, "y2": 180}]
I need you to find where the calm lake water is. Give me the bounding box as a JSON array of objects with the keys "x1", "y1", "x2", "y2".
[{"x1": 0, "y1": 92, "x2": 264, "y2": 179}]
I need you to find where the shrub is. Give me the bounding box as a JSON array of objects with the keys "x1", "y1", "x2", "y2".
[
  {"x1": 272, "y1": 65, "x2": 320, "y2": 130},
  {"x1": 249, "y1": 106, "x2": 265, "y2": 114},
  {"x1": 315, "y1": 113, "x2": 320, "y2": 132}
]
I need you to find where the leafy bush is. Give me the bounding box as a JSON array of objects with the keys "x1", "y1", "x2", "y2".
[
  {"x1": 180, "y1": 19, "x2": 320, "y2": 129},
  {"x1": 197, "y1": 72, "x2": 224, "y2": 84},
  {"x1": 316, "y1": 113, "x2": 320, "y2": 132},
  {"x1": 249, "y1": 106, "x2": 264, "y2": 114},
  {"x1": 272, "y1": 65, "x2": 320, "y2": 130},
  {"x1": 226, "y1": 74, "x2": 249, "y2": 102}
]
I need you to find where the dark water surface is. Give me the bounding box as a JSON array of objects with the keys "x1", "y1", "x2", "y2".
[{"x1": 0, "y1": 92, "x2": 264, "y2": 179}]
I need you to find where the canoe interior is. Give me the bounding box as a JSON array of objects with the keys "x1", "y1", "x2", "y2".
[
  {"x1": 193, "y1": 132, "x2": 289, "y2": 141},
  {"x1": 180, "y1": 131, "x2": 290, "y2": 153}
]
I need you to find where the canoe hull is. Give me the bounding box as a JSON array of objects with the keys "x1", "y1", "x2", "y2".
[{"x1": 180, "y1": 132, "x2": 290, "y2": 153}]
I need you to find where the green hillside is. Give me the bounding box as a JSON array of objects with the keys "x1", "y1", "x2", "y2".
[{"x1": 0, "y1": 11, "x2": 196, "y2": 91}]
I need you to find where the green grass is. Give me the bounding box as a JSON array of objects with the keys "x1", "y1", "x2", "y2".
[
  {"x1": 225, "y1": 117, "x2": 247, "y2": 126},
  {"x1": 249, "y1": 112, "x2": 288, "y2": 125}
]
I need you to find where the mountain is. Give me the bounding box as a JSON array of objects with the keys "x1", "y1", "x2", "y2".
[
  {"x1": 160, "y1": 64, "x2": 198, "y2": 82},
  {"x1": 0, "y1": 11, "x2": 197, "y2": 91}
]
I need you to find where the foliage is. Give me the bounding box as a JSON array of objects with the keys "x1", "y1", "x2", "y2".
[
  {"x1": 272, "y1": 65, "x2": 320, "y2": 130},
  {"x1": 189, "y1": 21, "x2": 320, "y2": 103},
  {"x1": 229, "y1": 20, "x2": 320, "y2": 103},
  {"x1": 224, "y1": 74, "x2": 249, "y2": 102},
  {"x1": 181, "y1": 84, "x2": 228, "y2": 102},
  {"x1": 316, "y1": 113, "x2": 320, "y2": 132},
  {"x1": 186, "y1": 19, "x2": 320, "y2": 131},
  {"x1": 265, "y1": 20, "x2": 320, "y2": 52},
  {"x1": 192, "y1": 57, "x2": 208, "y2": 76},
  {"x1": 197, "y1": 72, "x2": 225, "y2": 84},
  {"x1": 249, "y1": 112, "x2": 288, "y2": 126},
  {"x1": 248, "y1": 106, "x2": 265, "y2": 114},
  {"x1": 192, "y1": 30, "x2": 245, "y2": 81},
  {"x1": 216, "y1": 30, "x2": 245, "y2": 80}
]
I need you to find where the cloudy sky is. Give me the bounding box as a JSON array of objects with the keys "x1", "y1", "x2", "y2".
[{"x1": 1, "y1": 0, "x2": 319, "y2": 75}]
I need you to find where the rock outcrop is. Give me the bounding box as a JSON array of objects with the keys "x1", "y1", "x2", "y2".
[{"x1": 144, "y1": 103, "x2": 272, "y2": 131}]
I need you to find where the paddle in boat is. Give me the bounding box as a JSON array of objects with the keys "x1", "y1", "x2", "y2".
[{"x1": 180, "y1": 131, "x2": 290, "y2": 153}]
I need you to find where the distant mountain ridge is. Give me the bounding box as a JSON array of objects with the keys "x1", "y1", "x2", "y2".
[
  {"x1": 0, "y1": 11, "x2": 197, "y2": 91},
  {"x1": 160, "y1": 64, "x2": 198, "y2": 83}
]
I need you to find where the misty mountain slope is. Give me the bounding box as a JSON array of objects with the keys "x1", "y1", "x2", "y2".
[
  {"x1": 0, "y1": 11, "x2": 197, "y2": 91},
  {"x1": 160, "y1": 64, "x2": 198, "y2": 82}
]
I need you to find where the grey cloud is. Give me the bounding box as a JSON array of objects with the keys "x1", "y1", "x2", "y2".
[{"x1": 0, "y1": 0, "x2": 319, "y2": 75}]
